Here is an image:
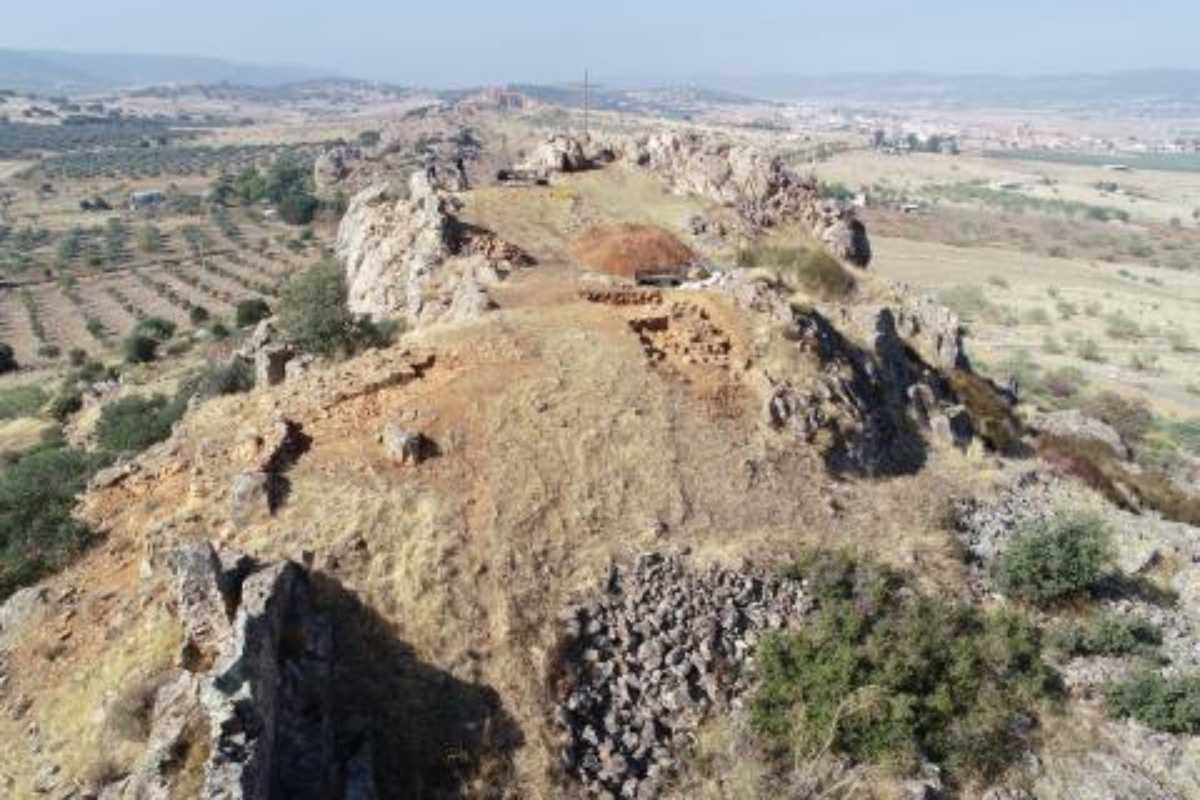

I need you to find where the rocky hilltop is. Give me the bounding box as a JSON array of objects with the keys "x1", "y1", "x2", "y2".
[{"x1": 0, "y1": 125, "x2": 1197, "y2": 800}]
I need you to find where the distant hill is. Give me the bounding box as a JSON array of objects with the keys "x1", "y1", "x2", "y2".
[
  {"x1": 0, "y1": 48, "x2": 338, "y2": 94},
  {"x1": 693, "y1": 70, "x2": 1200, "y2": 108}
]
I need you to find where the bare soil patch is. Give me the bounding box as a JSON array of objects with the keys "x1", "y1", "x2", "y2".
[{"x1": 568, "y1": 223, "x2": 697, "y2": 278}]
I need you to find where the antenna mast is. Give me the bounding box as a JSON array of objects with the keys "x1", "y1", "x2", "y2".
[{"x1": 584, "y1": 68, "x2": 590, "y2": 138}]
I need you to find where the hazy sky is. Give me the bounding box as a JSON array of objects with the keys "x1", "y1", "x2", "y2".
[{"x1": 5, "y1": 1, "x2": 1195, "y2": 86}]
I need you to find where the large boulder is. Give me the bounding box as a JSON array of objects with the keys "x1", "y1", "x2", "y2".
[
  {"x1": 336, "y1": 168, "x2": 531, "y2": 325},
  {"x1": 518, "y1": 133, "x2": 588, "y2": 177}
]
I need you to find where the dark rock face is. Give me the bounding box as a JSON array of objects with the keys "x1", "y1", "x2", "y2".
[
  {"x1": 552, "y1": 553, "x2": 811, "y2": 798},
  {"x1": 118, "y1": 543, "x2": 368, "y2": 800}
]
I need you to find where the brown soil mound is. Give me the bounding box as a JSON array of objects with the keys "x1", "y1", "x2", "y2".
[{"x1": 568, "y1": 223, "x2": 697, "y2": 278}]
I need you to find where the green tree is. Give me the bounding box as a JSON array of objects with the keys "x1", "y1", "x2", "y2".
[
  {"x1": 0, "y1": 342, "x2": 16, "y2": 374},
  {"x1": 235, "y1": 298, "x2": 272, "y2": 328}
]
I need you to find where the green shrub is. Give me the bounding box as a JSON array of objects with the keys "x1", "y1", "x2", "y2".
[
  {"x1": 735, "y1": 245, "x2": 856, "y2": 300},
  {"x1": 183, "y1": 359, "x2": 255, "y2": 400},
  {"x1": 987, "y1": 275, "x2": 1011, "y2": 289},
  {"x1": 67, "y1": 347, "x2": 88, "y2": 367},
  {"x1": 1105, "y1": 672, "x2": 1200, "y2": 734},
  {"x1": 1127, "y1": 352, "x2": 1159, "y2": 373},
  {"x1": 37, "y1": 344, "x2": 61, "y2": 359},
  {"x1": 996, "y1": 513, "x2": 1111, "y2": 606},
  {"x1": 1077, "y1": 338, "x2": 1104, "y2": 362},
  {"x1": 0, "y1": 342, "x2": 16, "y2": 374},
  {"x1": 1042, "y1": 335, "x2": 1064, "y2": 355},
  {"x1": 0, "y1": 385, "x2": 48, "y2": 420},
  {"x1": 1056, "y1": 301, "x2": 1078, "y2": 320},
  {"x1": 210, "y1": 321, "x2": 231, "y2": 339},
  {"x1": 1104, "y1": 311, "x2": 1142, "y2": 340},
  {"x1": 1024, "y1": 307, "x2": 1051, "y2": 325},
  {"x1": 95, "y1": 395, "x2": 186, "y2": 453},
  {"x1": 1166, "y1": 329, "x2": 1195, "y2": 353},
  {"x1": 753, "y1": 552, "x2": 1056, "y2": 780},
  {"x1": 0, "y1": 445, "x2": 112, "y2": 600},
  {"x1": 134, "y1": 317, "x2": 176, "y2": 341},
  {"x1": 940, "y1": 285, "x2": 996, "y2": 323},
  {"x1": 123, "y1": 334, "x2": 158, "y2": 364},
  {"x1": 1039, "y1": 366, "x2": 1087, "y2": 400},
  {"x1": 235, "y1": 298, "x2": 272, "y2": 328},
  {"x1": 1051, "y1": 613, "x2": 1162, "y2": 658},
  {"x1": 278, "y1": 259, "x2": 390, "y2": 356},
  {"x1": 189, "y1": 305, "x2": 211, "y2": 326},
  {"x1": 1163, "y1": 418, "x2": 1200, "y2": 456},
  {"x1": 47, "y1": 391, "x2": 83, "y2": 422},
  {"x1": 278, "y1": 192, "x2": 319, "y2": 225}
]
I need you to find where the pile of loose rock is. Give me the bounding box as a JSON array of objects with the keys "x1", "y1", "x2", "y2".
[{"x1": 554, "y1": 553, "x2": 811, "y2": 799}]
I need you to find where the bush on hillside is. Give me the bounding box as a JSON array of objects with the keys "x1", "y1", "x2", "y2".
[
  {"x1": 95, "y1": 394, "x2": 186, "y2": 453},
  {"x1": 134, "y1": 316, "x2": 176, "y2": 341},
  {"x1": 0, "y1": 342, "x2": 16, "y2": 374},
  {"x1": 123, "y1": 334, "x2": 159, "y2": 364},
  {"x1": 47, "y1": 391, "x2": 83, "y2": 422},
  {"x1": 279, "y1": 192, "x2": 319, "y2": 226},
  {"x1": 235, "y1": 298, "x2": 272, "y2": 328},
  {"x1": 1039, "y1": 367, "x2": 1087, "y2": 401},
  {"x1": 1105, "y1": 672, "x2": 1200, "y2": 734},
  {"x1": 0, "y1": 385, "x2": 48, "y2": 420},
  {"x1": 1051, "y1": 613, "x2": 1163, "y2": 658},
  {"x1": 1079, "y1": 391, "x2": 1154, "y2": 446},
  {"x1": 189, "y1": 305, "x2": 210, "y2": 326},
  {"x1": 995, "y1": 513, "x2": 1111, "y2": 606},
  {"x1": 753, "y1": 551, "x2": 1057, "y2": 780},
  {"x1": 0, "y1": 445, "x2": 112, "y2": 600},
  {"x1": 277, "y1": 259, "x2": 394, "y2": 357},
  {"x1": 182, "y1": 358, "x2": 255, "y2": 400},
  {"x1": 736, "y1": 244, "x2": 856, "y2": 300}
]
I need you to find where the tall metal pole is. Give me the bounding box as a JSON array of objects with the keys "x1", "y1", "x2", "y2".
[{"x1": 584, "y1": 68, "x2": 590, "y2": 139}]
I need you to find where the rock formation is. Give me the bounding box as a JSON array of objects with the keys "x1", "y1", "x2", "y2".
[
  {"x1": 336, "y1": 167, "x2": 533, "y2": 323},
  {"x1": 105, "y1": 542, "x2": 354, "y2": 800},
  {"x1": 517, "y1": 133, "x2": 588, "y2": 177},
  {"x1": 617, "y1": 131, "x2": 872, "y2": 266}
]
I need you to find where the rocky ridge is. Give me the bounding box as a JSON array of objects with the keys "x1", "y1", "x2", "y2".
[{"x1": 613, "y1": 131, "x2": 872, "y2": 267}]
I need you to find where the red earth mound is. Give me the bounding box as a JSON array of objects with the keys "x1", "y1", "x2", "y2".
[{"x1": 568, "y1": 224, "x2": 697, "y2": 278}]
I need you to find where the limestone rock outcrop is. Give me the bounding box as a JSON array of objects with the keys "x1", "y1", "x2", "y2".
[
  {"x1": 109, "y1": 542, "x2": 350, "y2": 800},
  {"x1": 619, "y1": 131, "x2": 872, "y2": 266},
  {"x1": 518, "y1": 133, "x2": 588, "y2": 177},
  {"x1": 336, "y1": 167, "x2": 532, "y2": 324}
]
